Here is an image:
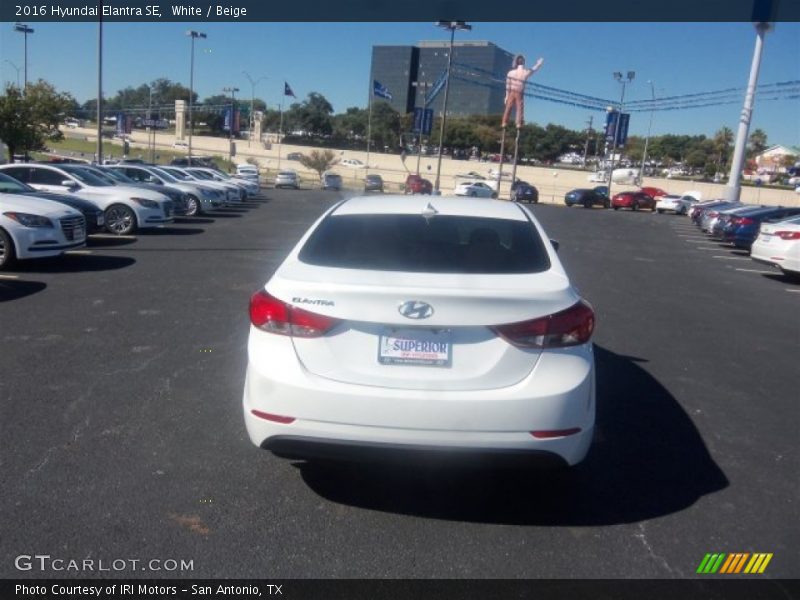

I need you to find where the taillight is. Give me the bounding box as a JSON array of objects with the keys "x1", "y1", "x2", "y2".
[
  {"x1": 492, "y1": 300, "x2": 595, "y2": 349},
  {"x1": 775, "y1": 231, "x2": 800, "y2": 240},
  {"x1": 249, "y1": 290, "x2": 340, "y2": 337},
  {"x1": 738, "y1": 217, "x2": 754, "y2": 226}
]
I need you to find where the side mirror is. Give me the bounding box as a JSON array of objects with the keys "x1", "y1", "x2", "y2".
[
  {"x1": 62, "y1": 180, "x2": 79, "y2": 190},
  {"x1": 550, "y1": 239, "x2": 560, "y2": 252}
]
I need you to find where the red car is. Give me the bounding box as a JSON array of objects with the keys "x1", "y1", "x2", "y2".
[
  {"x1": 640, "y1": 186, "x2": 667, "y2": 199},
  {"x1": 611, "y1": 191, "x2": 656, "y2": 211},
  {"x1": 405, "y1": 174, "x2": 433, "y2": 195}
]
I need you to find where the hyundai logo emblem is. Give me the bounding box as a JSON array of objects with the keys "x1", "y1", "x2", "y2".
[{"x1": 398, "y1": 300, "x2": 434, "y2": 320}]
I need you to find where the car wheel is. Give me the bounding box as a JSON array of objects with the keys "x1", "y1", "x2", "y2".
[
  {"x1": 657, "y1": 209, "x2": 664, "y2": 214},
  {"x1": 603, "y1": 200, "x2": 610, "y2": 209},
  {"x1": 105, "y1": 204, "x2": 137, "y2": 235},
  {"x1": 632, "y1": 202, "x2": 639, "y2": 211},
  {"x1": 613, "y1": 206, "x2": 619, "y2": 210},
  {"x1": 0, "y1": 228, "x2": 17, "y2": 270},
  {"x1": 583, "y1": 199, "x2": 592, "y2": 209},
  {"x1": 185, "y1": 195, "x2": 200, "y2": 217},
  {"x1": 469, "y1": 191, "x2": 477, "y2": 198}
]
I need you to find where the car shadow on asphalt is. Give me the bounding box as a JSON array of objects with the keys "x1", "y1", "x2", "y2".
[
  {"x1": 0, "y1": 279, "x2": 47, "y2": 302},
  {"x1": 761, "y1": 272, "x2": 800, "y2": 285},
  {"x1": 136, "y1": 227, "x2": 205, "y2": 236},
  {"x1": 295, "y1": 345, "x2": 729, "y2": 525},
  {"x1": 174, "y1": 217, "x2": 216, "y2": 225},
  {"x1": 204, "y1": 212, "x2": 242, "y2": 219},
  {"x1": 87, "y1": 236, "x2": 137, "y2": 248},
  {"x1": 10, "y1": 254, "x2": 136, "y2": 273}
]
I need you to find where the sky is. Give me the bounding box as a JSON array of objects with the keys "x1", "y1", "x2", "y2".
[{"x1": 1, "y1": 21, "x2": 798, "y2": 147}]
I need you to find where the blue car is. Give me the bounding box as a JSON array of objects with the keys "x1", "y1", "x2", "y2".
[
  {"x1": 564, "y1": 186, "x2": 609, "y2": 208},
  {"x1": 722, "y1": 206, "x2": 800, "y2": 250}
]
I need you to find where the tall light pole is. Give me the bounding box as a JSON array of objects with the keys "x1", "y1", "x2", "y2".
[
  {"x1": 187, "y1": 30, "x2": 207, "y2": 166},
  {"x1": 433, "y1": 20, "x2": 471, "y2": 194},
  {"x1": 411, "y1": 80, "x2": 432, "y2": 175},
  {"x1": 96, "y1": 12, "x2": 103, "y2": 164},
  {"x1": 223, "y1": 86, "x2": 239, "y2": 170},
  {"x1": 639, "y1": 80, "x2": 656, "y2": 184},
  {"x1": 4, "y1": 60, "x2": 21, "y2": 88},
  {"x1": 725, "y1": 22, "x2": 772, "y2": 202},
  {"x1": 242, "y1": 71, "x2": 266, "y2": 148},
  {"x1": 13, "y1": 23, "x2": 34, "y2": 92},
  {"x1": 606, "y1": 70, "x2": 634, "y2": 200}
]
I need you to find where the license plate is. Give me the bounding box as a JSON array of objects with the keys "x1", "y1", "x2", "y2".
[
  {"x1": 378, "y1": 328, "x2": 452, "y2": 367},
  {"x1": 73, "y1": 226, "x2": 85, "y2": 240}
]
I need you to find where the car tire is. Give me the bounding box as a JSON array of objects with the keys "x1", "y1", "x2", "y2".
[
  {"x1": 632, "y1": 202, "x2": 639, "y2": 211},
  {"x1": 0, "y1": 228, "x2": 17, "y2": 270},
  {"x1": 613, "y1": 206, "x2": 619, "y2": 210},
  {"x1": 105, "y1": 204, "x2": 137, "y2": 235},
  {"x1": 603, "y1": 200, "x2": 610, "y2": 209},
  {"x1": 657, "y1": 209, "x2": 664, "y2": 214},
  {"x1": 469, "y1": 191, "x2": 477, "y2": 198},
  {"x1": 185, "y1": 195, "x2": 200, "y2": 217},
  {"x1": 583, "y1": 199, "x2": 592, "y2": 209}
]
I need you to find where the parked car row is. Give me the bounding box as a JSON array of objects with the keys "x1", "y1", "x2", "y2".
[
  {"x1": 0, "y1": 160, "x2": 260, "y2": 269},
  {"x1": 689, "y1": 199, "x2": 800, "y2": 253}
]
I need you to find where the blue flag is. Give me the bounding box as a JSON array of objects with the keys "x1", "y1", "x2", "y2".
[
  {"x1": 425, "y1": 71, "x2": 448, "y2": 106},
  {"x1": 284, "y1": 82, "x2": 296, "y2": 98},
  {"x1": 373, "y1": 80, "x2": 393, "y2": 101}
]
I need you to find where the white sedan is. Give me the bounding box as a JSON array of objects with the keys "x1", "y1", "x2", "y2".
[
  {"x1": 750, "y1": 216, "x2": 800, "y2": 276},
  {"x1": 656, "y1": 194, "x2": 698, "y2": 215},
  {"x1": 1, "y1": 194, "x2": 86, "y2": 269},
  {"x1": 454, "y1": 181, "x2": 497, "y2": 198},
  {"x1": 243, "y1": 195, "x2": 596, "y2": 468}
]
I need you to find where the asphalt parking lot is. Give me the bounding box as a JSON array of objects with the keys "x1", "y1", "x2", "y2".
[{"x1": 1, "y1": 191, "x2": 797, "y2": 579}]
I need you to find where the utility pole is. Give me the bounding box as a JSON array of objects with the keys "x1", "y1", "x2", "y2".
[
  {"x1": 186, "y1": 30, "x2": 207, "y2": 166},
  {"x1": 607, "y1": 71, "x2": 634, "y2": 201},
  {"x1": 411, "y1": 80, "x2": 432, "y2": 175},
  {"x1": 242, "y1": 71, "x2": 266, "y2": 148},
  {"x1": 582, "y1": 115, "x2": 593, "y2": 168},
  {"x1": 725, "y1": 22, "x2": 772, "y2": 202},
  {"x1": 223, "y1": 86, "x2": 239, "y2": 171},
  {"x1": 96, "y1": 11, "x2": 103, "y2": 164}
]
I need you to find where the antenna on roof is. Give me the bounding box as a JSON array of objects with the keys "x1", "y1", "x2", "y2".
[{"x1": 421, "y1": 202, "x2": 438, "y2": 222}]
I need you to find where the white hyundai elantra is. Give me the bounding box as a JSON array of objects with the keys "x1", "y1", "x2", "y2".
[{"x1": 243, "y1": 196, "x2": 596, "y2": 467}]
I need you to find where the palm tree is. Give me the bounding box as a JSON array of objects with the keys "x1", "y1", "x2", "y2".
[
  {"x1": 747, "y1": 129, "x2": 768, "y2": 159},
  {"x1": 713, "y1": 126, "x2": 734, "y2": 174}
]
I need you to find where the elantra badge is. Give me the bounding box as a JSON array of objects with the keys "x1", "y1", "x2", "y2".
[{"x1": 398, "y1": 300, "x2": 434, "y2": 320}]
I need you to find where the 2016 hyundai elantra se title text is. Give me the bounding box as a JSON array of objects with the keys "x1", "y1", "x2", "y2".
[{"x1": 243, "y1": 196, "x2": 596, "y2": 468}]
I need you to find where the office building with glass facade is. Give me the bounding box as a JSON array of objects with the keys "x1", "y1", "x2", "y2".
[{"x1": 369, "y1": 41, "x2": 515, "y2": 117}]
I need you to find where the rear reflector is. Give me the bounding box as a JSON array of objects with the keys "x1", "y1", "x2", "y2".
[
  {"x1": 251, "y1": 410, "x2": 296, "y2": 424},
  {"x1": 775, "y1": 231, "x2": 800, "y2": 240},
  {"x1": 531, "y1": 428, "x2": 582, "y2": 439},
  {"x1": 492, "y1": 300, "x2": 595, "y2": 349},
  {"x1": 250, "y1": 290, "x2": 340, "y2": 337}
]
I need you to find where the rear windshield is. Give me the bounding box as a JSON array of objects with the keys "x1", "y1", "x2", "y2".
[{"x1": 299, "y1": 214, "x2": 551, "y2": 274}]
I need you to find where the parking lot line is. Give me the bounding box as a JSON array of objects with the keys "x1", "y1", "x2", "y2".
[
  {"x1": 786, "y1": 289, "x2": 800, "y2": 293},
  {"x1": 696, "y1": 247, "x2": 719, "y2": 250},
  {"x1": 0, "y1": 274, "x2": 20, "y2": 280},
  {"x1": 712, "y1": 256, "x2": 750, "y2": 260},
  {"x1": 66, "y1": 250, "x2": 93, "y2": 255},
  {"x1": 90, "y1": 234, "x2": 137, "y2": 240},
  {"x1": 735, "y1": 268, "x2": 777, "y2": 274}
]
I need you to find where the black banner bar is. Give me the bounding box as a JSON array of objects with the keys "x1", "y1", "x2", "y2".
[
  {"x1": 1, "y1": 0, "x2": 799, "y2": 22},
  {"x1": 3, "y1": 579, "x2": 800, "y2": 600}
]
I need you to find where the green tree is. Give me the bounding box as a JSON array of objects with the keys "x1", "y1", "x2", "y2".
[
  {"x1": 0, "y1": 81, "x2": 74, "y2": 161},
  {"x1": 713, "y1": 127, "x2": 734, "y2": 173},
  {"x1": 293, "y1": 92, "x2": 334, "y2": 137},
  {"x1": 299, "y1": 149, "x2": 338, "y2": 179},
  {"x1": 747, "y1": 129, "x2": 768, "y2": 159}
]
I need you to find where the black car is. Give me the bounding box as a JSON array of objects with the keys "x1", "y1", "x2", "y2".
[
  {"x1": 510, "y1": 180, "x2": 539, "y2": 203},
  {"x1": 0, "y1": 171, "x2": 105, "y2": 232},
  {"x1": 364, "y1": 174, "x2": 384, "y2": 193},
  {"x1": 565, "y1": 187, "x2": 610, "y2": 208}
]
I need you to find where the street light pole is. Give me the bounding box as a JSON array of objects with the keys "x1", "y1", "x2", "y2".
[
  {"x1": 433, "y1": 20, "x2": 471, "y2": 194},
  {"x1": 223, "y1": 86, "x2": 239, "y2": 170},
  {"x1": 606, "y1": 70, "x2": 634, "y2": 201},
  {"x1": 725, "y1": 22, "x2": 772, "y2": 202},
  {"x1": 13, "y1": 23, "x2": 34, "y2": 92},
  {"x1": 411, "y1": 80, "x2": 432, "y2": 175},
  {"x1": 187, "y1": 30, "x2": 207, "y2": 166},
  {"x1": 242, "y1": 71, "x2": 266, "y2": 148},
  {"x1": 96, "y1": 12, "x2": 103, "y2": 164},
  {"x1": 639, "y1": 80, "x2": 656, "y2": 184}
]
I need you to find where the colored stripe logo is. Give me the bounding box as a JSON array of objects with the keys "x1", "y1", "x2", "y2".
[{"x1": 697, "y1": 553, "x2": 773, "y2": 574}]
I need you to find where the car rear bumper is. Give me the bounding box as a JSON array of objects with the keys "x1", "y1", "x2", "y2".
[{"x1": 243, "y1": 334, "x2": 596, "y2": 466}]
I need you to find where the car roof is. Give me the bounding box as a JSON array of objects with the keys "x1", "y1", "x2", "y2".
[{"x1": 332, "y1": 195, "x2": 528, "y2": 221}]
